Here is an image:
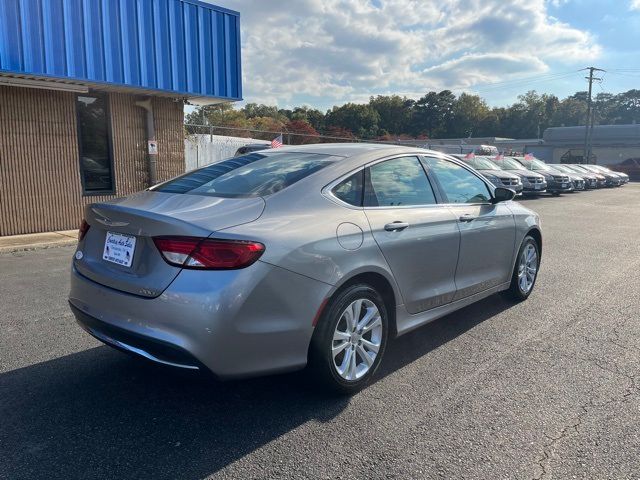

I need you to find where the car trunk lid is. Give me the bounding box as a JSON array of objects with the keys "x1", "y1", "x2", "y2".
[{"x1": 74, "y1": 191, "x2": 265, "y2": 297}]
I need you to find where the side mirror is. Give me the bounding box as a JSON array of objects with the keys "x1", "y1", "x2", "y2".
[{"x1": 491, "y1": 187, "x2": 516, "y2": 204}]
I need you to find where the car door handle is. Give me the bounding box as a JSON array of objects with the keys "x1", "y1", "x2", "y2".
[
  {"x1": 458, "y1": 214, "x2": 477, "y2": 222},
  {"x1": 384, "y1": 221, "x2": 409, "y2": 231}
]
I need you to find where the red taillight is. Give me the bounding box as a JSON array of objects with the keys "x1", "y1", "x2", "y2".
[
  {"x1": 153, "y1": 237, "x2": 265, "y2": 270},
  {"x1": 78, "y1": 219, "x2": 90, "y2": 241}
]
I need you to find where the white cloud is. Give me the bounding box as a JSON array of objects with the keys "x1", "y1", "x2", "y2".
[
  {"x1": 631, "y1": 0, "x2": 640, "y2": 10},
  {"x1": 213, "y1": 0, "x2": 600, "y2": 107}
]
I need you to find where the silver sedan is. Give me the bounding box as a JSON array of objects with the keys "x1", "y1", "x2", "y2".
[{"x1": 69, "y1": 144, "x2": 542, "y2": 393}]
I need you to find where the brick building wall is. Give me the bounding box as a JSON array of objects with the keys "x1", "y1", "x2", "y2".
[{"x1": 0, "y1": 86, "x2": 184, "y2": 236}]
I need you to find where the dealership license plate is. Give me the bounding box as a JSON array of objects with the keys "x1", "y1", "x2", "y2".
[
  {"x1": 535, "y1": 184, "x2": 543, "y2": 190},
  {"x1": 103, "y1": 232, "x2": 136, "y2": 267},
  {"x1": 562, "y1": 183, "x2": 568, "y2": 188}
]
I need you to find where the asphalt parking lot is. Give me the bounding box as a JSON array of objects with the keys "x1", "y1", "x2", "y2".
[{"x1": 2, "y1": 184, "x2": 640, "y2": 480}]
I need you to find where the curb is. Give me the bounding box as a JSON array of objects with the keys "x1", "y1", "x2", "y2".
[
  {"x1": 0, "y1": 239, "x2": 77, "y2": 255},
  {"x1": 0, "y1": 231, "x2": 78, "y2": 255}
]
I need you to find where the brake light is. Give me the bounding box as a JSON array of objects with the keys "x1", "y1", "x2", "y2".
[
  {"x1": 153, "y1": 237, "x2": 265, "y2": 270},
  {"x1": 78, "y1": 219, "x2": 90, "y2": 241}
]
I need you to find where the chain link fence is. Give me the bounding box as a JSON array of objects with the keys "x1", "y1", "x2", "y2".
[{"x1": 184, "y1": 123, "x2": 418, "y2": 146}]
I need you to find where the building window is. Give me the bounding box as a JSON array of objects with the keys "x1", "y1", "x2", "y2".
[{"x1": 76, "y1": 94, "x2": 114, "y2": 194}]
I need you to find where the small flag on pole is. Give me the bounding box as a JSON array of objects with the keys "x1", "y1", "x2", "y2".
[
  {"x1": 494, "y1": 153, "x2": 504, "y2": 161},
  {"x1": 464, "y1": 152, "x2": 475, "y2": 160},
  {"x1": 271, "y1": 134, "x2": 283, "y2": 148},
  {"x1": 523, "y1": 153, "x2": 534, "y2": 161}
]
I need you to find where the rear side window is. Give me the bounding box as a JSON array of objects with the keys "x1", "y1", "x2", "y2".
[
  {"x1": 332, "y1": 171, "x2": 364, "y2": 206},
  {"x1": 428, "y1": 158, "x2": 491, "y2": 204},
  {"x1": 155, "y1": 152, "x2": 341, "y2": 197},
  {"x1": 364, "y1": 157, "x2": 436, "y2": 207}
]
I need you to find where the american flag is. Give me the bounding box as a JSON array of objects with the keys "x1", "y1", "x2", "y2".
[
  {"x1": 271, "y1": 134, "x2": 283, "y2": 148},
  {"x1": 523, "y1": 153, "x2": 534, "y2": 161},
  {"x1": 464, "y1": 152, "x2": 475, "y2": 160},
  {"x1": 494, "y1": 154, "x2": 504, "y2": 161}
]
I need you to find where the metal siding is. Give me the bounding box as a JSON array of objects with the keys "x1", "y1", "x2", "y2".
[
  {"x1": 63, "y1": 0, "x2": 87, "y2": 78},
  {"x1": 20, "y1": 0, "x2": 46, "y2": 74},
  {"x1": 153, "y1": 0, "x2": 171, "y2": 91},
  {"x1": 184, "y1": 3, "x2": 199, "y2": 93},
  {"x1": 119, "y1": 0, "x2": 141, "y2": 86},
  {"x1": 103, "y1": 0, "x2": 124, "y2": 84},
  {"x1": 42, "y1": 0, "x2": 66, "y2": 75},
  {"x1": 198, "y1": 7, "x2": 213, "y2": 95},
  {"x1": 0, "y1": 86, "x2": 185, "y2": 236},
  {"x1": 169, "y1": 0, "x2": 186, "y2": 92},
  {"x1": 0, "y1": 0, "x2": 241, "y2": 100},
  {"x1": 213, "y1": 11, "x2": 225, "y2": 97}
]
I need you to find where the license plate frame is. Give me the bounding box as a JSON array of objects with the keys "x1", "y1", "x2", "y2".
[{"x1": 103, "y1": 232, "x2": 136, "y2": 267}]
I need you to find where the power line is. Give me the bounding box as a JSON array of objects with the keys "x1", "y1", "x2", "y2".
[{"x1": 454, "y1": 71, "x2": 581, "y2": 94}]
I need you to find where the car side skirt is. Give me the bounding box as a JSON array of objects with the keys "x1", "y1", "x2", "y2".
[{"x1": 394, "y1": 281, "x2": 511, "y2": 337}]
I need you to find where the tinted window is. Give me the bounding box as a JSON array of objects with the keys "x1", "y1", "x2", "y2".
[
  {"x1": 429, "y1": 158, "x2": 491, "y2": 204},
  {"x1": 155, "y1": 152, "x2": 340, "y2": 197},
  {"x1": 364, "y1": 157, "x2": 436, "y2": 207},
  {"x1": 332, "y1": 171, "x2": 364, "y2": 206},
  {"x1": 77, "y1": 94, "x2": 114, "y2": 193}
]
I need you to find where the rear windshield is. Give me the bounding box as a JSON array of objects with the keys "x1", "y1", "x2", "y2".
[{"x1": 154, "y1": 152, "x2": 341, "y2": 197}]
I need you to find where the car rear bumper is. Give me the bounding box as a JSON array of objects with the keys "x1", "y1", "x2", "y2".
[{"x1": 68, "y1": 262, "x2": 331, "y2": 378}]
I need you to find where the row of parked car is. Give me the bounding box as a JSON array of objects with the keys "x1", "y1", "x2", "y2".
[{"x1": 452, "y1": 154, "x2": 630, "y2": 195}]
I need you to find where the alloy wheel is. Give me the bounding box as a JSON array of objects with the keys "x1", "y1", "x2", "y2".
[
  {"x1": 518, "y1": 243, "x2": 538, "y2": 294},
  {"x1": 331, "y1": 298, "x2": 383, "y2": 381}
]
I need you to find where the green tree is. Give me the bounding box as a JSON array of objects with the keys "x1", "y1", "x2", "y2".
[
  {"x1": 450, "y1": 93, "x2": 490, "y2": 138},
  {"x1": 242, "y1": 103, "x2": 283, "y2": 120},
  {"x1": 613, "y1": 90, "x2": 640, "y2": 124},
  {"x1": 412, "y1": 90, "x2": 456, "y2": 137},
  {"x1": 551, "y1": 97, "x2": 588, "y2": 127},
  {"x1": 290, "y1": 106, "x2": 326, "y2": 132},
  {"x1": 325, "y1": 103, "x2": 380, "y2": 138},
  {"x1": 368, "y1": 95, "x2": 414, "y2": 135}
]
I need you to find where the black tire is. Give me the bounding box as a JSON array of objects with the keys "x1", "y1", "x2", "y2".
[
  {"x1": 307, "y1": 284, "x2": 389, "y2": 395},
  {"x1": 504, "y1": 235, "x2": 540, "y2": 302},
  {"x1": 551, "y1": 192, "x2": 560, "y2": 196}
]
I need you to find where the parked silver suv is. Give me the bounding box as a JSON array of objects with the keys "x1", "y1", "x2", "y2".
[{"x1": 69, "y1": 144, "x2": 542, "y2": 393}]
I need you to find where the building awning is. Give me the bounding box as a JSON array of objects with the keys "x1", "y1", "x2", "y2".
[{"x1": 0, "y1": 0, "x2": 241, "y2": 104}]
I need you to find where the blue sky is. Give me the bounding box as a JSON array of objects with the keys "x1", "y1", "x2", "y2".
[{"x1": 210, "y1": 0, "x2": 640, "y2": 110}]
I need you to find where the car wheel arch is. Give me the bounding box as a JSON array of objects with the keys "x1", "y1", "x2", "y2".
[
  {"x1": 526, "y1": 227, "x2": 542, "y2": 257},
  {"x1": 324, "y1": 271, "x2": 399, "y2": 337}
]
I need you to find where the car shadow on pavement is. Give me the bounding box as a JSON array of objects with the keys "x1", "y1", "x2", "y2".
[{"x1": 0, "y1": 295, "x2": 515, "y2": 480}]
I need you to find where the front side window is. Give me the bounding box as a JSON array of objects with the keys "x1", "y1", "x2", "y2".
[
  {"x1": 428, "y1": 158, "x2": 491, "y2": 204},
  {"x1": 155, "y1": 152, "x2": 341, "y2": 197},
  {"x1": 364, "y1": 157, "x2": 436, "y2": 207},
  {"x1": 76, "y1": 94, "x2": 114, "y2": 193}
]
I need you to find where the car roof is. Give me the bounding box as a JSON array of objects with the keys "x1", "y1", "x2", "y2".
[{"x1": 267, "y1": 142, "x2": 442, "y2": 158}]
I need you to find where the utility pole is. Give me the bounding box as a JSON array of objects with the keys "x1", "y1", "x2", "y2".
[{"x1": 582, "y1": 67, "x2": 604, "y2": 164}]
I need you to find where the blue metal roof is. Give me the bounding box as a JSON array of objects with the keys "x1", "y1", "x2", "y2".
[{"x1": 0, "y1": 0, "x2": 241, "y2": 101}]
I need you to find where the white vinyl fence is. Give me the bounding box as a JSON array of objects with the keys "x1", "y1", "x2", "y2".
[{"x1": 185, "y1": 134, "x2": 269, "y2": 171}]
